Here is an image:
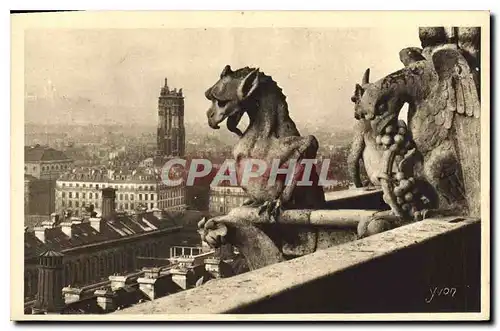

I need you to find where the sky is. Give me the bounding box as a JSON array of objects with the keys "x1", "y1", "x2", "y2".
[{"x1": 24, "y1": 28, "x2": 421, "y2": 130}]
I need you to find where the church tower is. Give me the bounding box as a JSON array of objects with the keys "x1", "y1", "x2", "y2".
[{"x1": 157, "y1": 78, "x2": 185, "y2": 157}]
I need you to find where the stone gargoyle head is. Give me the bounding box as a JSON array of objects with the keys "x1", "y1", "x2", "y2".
[{"x1": 204, "y1": 65, "x2": 260, "y2": 136}]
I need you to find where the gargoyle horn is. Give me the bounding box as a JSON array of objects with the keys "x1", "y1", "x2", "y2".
[
  {"x1": 220, "y1": 65, "x2": 233, "y2": 78},
  {"x1": 362, "y1": 68, "x2": 370, "y2": 85}
]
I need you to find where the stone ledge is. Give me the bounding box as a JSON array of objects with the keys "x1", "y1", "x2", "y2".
[{"x1": 115, "y1": 216, "x2": 481, "y2": 315}]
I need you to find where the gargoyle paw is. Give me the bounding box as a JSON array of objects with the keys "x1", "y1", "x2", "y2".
[{"x1": 197, "y1": 217, "x2": 228, "y2": 248}]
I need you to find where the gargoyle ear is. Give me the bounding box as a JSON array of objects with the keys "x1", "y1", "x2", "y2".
[
  {"x1": 220, "y1": 65, "x2": 233, "y2": 78},
  {"x1": 237, "y1": 68, "x2": 260, "y2": 101},
  {"x1": 355, "y1": 83, "x2": 364, "y2": 99}
]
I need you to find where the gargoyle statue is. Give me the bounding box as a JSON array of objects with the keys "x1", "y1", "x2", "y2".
[
  {"x1": 201, "y1": 65, "x2": 325, "y2": 257},
  {"x1": 348, "y1": 68, "x2": 389, "y2": 188},
  {"x1": 354, "y1": 27, "x2": 481, "y2": 236}
]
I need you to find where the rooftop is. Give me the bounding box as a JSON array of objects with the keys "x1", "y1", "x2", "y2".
[
  {"x1": 25, "y1": 145, "x2": 70, "y2": 162},
  {"x1": 24, "y1": 210, "x2": 206, "y2": 260}
]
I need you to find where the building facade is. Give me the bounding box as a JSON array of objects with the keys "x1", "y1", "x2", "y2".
[
  {"x1": 25, "y1": 145, "x2": 73, "y2": 180},
  {"x1": 55, "y1": 166, "x2": 186, "y2": 216},
  {"x1": 209, "y1": 185, "x2": 248, "y2": 215},
  {"x1": 24, "y1": 145, "x2": 73, "y2": 215},
  {"x1": 157, "y1": 78, "x2": 185, "y2": 157}
]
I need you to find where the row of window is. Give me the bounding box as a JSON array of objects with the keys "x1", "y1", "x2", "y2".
[
  {"x1": 25, "y1": 163, "x2": 70, "y2": 172},
  {"x1": 60, "y1": 200, "x2": 98, "y2": 209},
  {"x1": 61, "y1": 191, "x2": 163, "y2": 201},
  {"x1": 59, "y1": 198, "x2": 184, "y2": 211},
  {"x1": 61, "y1": 182, "x2": 157, "y2": 190},
  {"x1": 62, "y1": 192, "x2": 100, "y2": 199}
]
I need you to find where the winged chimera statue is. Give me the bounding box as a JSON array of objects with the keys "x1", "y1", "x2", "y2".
[{"x1": 352, "y1": 27, "x2": 481, "y2": 236}]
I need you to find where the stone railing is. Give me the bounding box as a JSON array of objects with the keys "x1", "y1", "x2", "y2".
[{"x1": 114, "y1": 216, "x2": 481, "y2": 316}]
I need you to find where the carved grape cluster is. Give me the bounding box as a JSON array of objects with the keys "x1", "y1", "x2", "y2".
[
  {"x1": 375, "y1": 120, "x2": 414, "y2": 154},
  {"x1": 376, "y1": 120, "x2": 427, "y2": 221}
]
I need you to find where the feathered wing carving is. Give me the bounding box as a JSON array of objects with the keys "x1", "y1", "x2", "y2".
[
  {"x1": 430, "y1": 48, "x2": 481, "y2": 216},
  {"x1": 431, "y1": 48, "x2": 481, "y2": 129}
]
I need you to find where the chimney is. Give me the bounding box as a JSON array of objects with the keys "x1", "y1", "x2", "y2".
[
  {"x1": 101, "y1": 187, "x2": 117, "y2": 220},
  {"x1": 89, "y1": 217, "x2": 102, "y2": 232},
  {"x1": 33, "y1": 250, "x2": 65, "y2": 313},
  {"x1": 60, "y1": 221, "x2": 73, "y2": 238},
  {"x1": 34, "y1": 227, "x2": 47, "y2": 243}
]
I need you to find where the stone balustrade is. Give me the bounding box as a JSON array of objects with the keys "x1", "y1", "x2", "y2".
[{"x1": 114, "y1": 216, "x2": 481, "y2": 316}]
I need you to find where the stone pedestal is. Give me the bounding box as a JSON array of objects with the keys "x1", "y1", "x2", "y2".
[
  {"x1": 204, "y1": 257, "x2": 222, "y2": 279},
  {"x1": 94, "y1": 288, "x2": 117, "y2": 313},
  {"x1": 171, "y1": 268, "x2": 190, "y2": 290},
  {"x1": 138, "y1": 267, "x2": 162, "y2": 300},
  {"x1": 137, "y1": 277, "x2": 158, "y2": 300},
  {"x1": 109, "y1": 275, "x2": 128, "y2": 291},
  {"x1": 62, "y1": 287, "x2": 83, "y2": 304},
  {"x1": 143, "y1": 267, "x2": 161, "y2": 279}
]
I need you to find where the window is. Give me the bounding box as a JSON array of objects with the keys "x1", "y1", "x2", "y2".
[
  {"x1": 82, "y1": 193, "x2": 86, "y2": 199},
  {"x1": 150, "y1": 203, "x2": 154, "y2": 209},
  {"x1": 89, "y1": 192, "x2": 93, "y2": 199},
  {"x1": 95, "y1": 193, "x2": 99, "y2": 199},
  {"x1": 69, "y1": 183, "x2": 73, "y2": 187},
  {"x1": 62, "y1": 192, "x2": 66, "y2": 198},
  {"x1": 125, "y1": 203, "x2": 129, "y2": 210},
  {"x1": 83, "y1": 184, "x2": 86, "y2": 188},
  {"x1": 75, "y1": 201, "x2": 79, "y2": 207},
  {"x1": 139, "y1": 194, "x2": 142, "y2": 200},
  {"x1": 62, "y1": 183, "x2": 66, "y2": 187},
  {"x1": 96, "y1": 184, "x2": 99, "y2": 189},
  {"x1": 150, "y1": 194, "x2": 154, "y2": 200},
  {"x1": 130, "y1": 195, "x2": 134, "y2": 201},
  {"x1": 125, "y1": 194, "x2": 128, "y2": 200},
  {"x1": 76, "y1": 183, "x2": 79, "y2": 188},
  {"x1": 150, "y1": 186, "x2": 154, "y2": 191},
  {"x1": 69, "y1": 192, "x2": 73, "y2": 198},
  {"x1": 75, "y1": 192, "x2": 79, "y2": 199},
  {"x1": 130, "y1": 203, "x2": 134, "y2": 210},
  {"x1": 119, "y1": 193, "x2": 123, "y2": 200},
  {"x1": 144, "y1": 194, "x2": 148, "y2": 201},
  {"x1": 68, "y1": 201, "x2": 72, "y2": 207},
  {"x1": 95, "y1": 202, "x2": 99, "y2": 208}
]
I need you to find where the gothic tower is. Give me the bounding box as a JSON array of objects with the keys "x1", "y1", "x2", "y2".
[{"x1": 157, "y1": 78, "x2": 185, "y2": 157}]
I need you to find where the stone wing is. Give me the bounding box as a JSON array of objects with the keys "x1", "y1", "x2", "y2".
[{"x1": 431, "y1": 48, "x2": 481, "y2": 131}]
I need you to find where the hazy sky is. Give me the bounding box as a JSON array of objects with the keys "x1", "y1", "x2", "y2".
[{"x1": 24, "y1": 28, "x2": 421, "y2": 129}]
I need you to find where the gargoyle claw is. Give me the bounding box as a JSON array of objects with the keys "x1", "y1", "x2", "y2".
[{"x1": 198, "y1": 217, "x2": 228, "y2": 248}]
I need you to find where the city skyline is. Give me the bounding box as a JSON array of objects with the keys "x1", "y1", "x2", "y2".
[{"x1": 24, "y1": 28, "x2": 420, "y2": 130}]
